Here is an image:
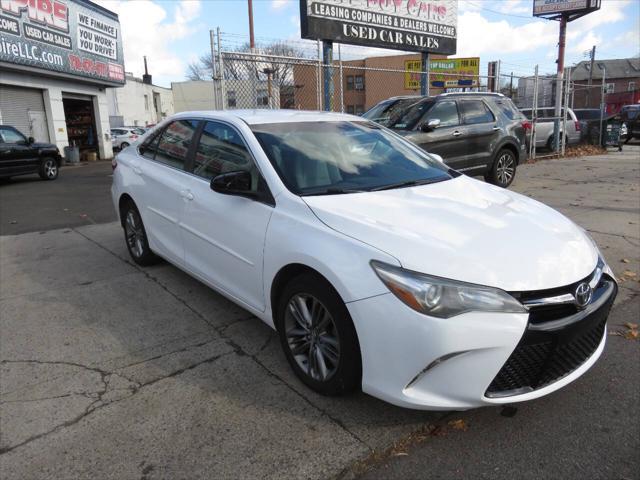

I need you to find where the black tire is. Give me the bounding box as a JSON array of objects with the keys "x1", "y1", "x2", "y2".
[
  {"x1": 546, "y1": 134, "x2": 568, "y2": 151},
  {"x1": 485, "y1": 149, "x2": 517, "y2": 188},
  {"x1": 120, "y1": 142, "x2": 130, "y2": 149},
  {"x1": 38, "y1": 157, "x2": 59, "y2": 180},
  {"x1": 121, "y1": 200, "x2": 159, "y2": 266},
  {"x1": 276, "y1": 272, "x2": 362, "y2": 396}
]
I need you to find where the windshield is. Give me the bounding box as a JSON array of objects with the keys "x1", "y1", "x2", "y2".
[
  {"x1": 375, "y1": 98, "x2": 435, "y2": 130},
  {"x1": 574, "y1": 110, "x2": 601, "y2": 120},
  {"x1": 363, "y1": 98, "x2": 422, "y2": 127},
  {"x1": 252, "y1": 121, "x2": 454, "y2": 196}
]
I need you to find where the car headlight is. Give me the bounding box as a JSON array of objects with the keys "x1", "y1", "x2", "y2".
[{"x1": 371, "y1": 261, "x2": 527, "y2": 318}]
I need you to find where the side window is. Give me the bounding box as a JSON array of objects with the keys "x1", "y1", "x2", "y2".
[
  {"x1": 492, "y1": 100, "x2": 522, "y2": 120},
  {"x1": 153, "y1": 120, "x2": 199, "y2": 169},
  {"x1": 0, "y1": 127, "x2": 26, "y2": 144},
  {"x1": 424, "y1": 101, "x2": 459, "y2": 127},
  {"x1": 460, "y1": 100, "x2": 495, "y2": 125},
  {"x1": 140, "y1": 127, "x2": 164, "y2": 159},
  {"x1": 193, "y1": 121, "x2": 259, "y2": 190}
]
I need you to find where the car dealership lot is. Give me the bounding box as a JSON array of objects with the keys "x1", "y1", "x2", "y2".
[{"x1": 1, "y1": 148, "x2": 639, "y2": 479}]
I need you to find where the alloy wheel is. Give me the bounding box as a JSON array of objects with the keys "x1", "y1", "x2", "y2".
[
  {"x1": 44, "y1": 159, "x2": 57, "y2": 179},
  {"x1": 284, "y1": 293, "x2": 341, "y2": 382},
  {"x1": 125, "y1": 209, "x2": 145, "y2": 258},
  {"x1": 496, "y1": 153, "x2": 515, "y2": 185}
]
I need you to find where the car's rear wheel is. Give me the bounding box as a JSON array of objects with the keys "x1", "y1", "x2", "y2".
[
  {"x1": 486, "y1": 149, "x2": 516, "y2": 188},
  {"x1": 120, "y1": 142, "x2": 130, "y2": 149},
  {"x1": 38, "y1": 158, "x2": 58, "y2": 180},
  {"x1": 122, "y1": 201, "x2": 159, "y2": 266},
  {"x1": 276, "y1": 272, "x2": 361, "y2": 396}
]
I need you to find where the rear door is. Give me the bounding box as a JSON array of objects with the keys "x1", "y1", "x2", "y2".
[
  {"x1": 181, "y1": 120, "x2": 275, "y2": 311},
  {"x1": 408, "y1": 100, "x2": 468, "y2": 169},
  {"x1": 133, "y1": 119, "x2": 200, "y2": 266},
  {"x1": 458, "y1": 99, "x2": 500, "y2": 172}
]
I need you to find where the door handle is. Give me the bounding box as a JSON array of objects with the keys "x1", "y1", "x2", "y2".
[
  {"x1": 492, "y1": 126, "x2": 501, "y2": 131},
  {"x1": 180, "y1": 190, "x2": 194, "y2": 201},
  {"x1": 452, "y1": 131, "x2": 462, "y2": 137}
]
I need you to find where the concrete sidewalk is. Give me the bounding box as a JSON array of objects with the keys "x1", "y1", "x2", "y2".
[{"x1": 1, "y1": 147, "x2": 638, "y2": 479}]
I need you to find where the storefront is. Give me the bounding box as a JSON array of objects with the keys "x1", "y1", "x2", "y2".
[{"x1": 0, "y1": 0, "x2": 125, "y2": 160}]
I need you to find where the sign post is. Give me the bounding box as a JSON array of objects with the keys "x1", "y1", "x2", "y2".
[
  {"x1": 420, "y1": 52, "x2": 429, "y2": 96},
  {"x1": 322, "y1": 40, "x2": 333, "y2": 111},
  {"x1": 532, "y1": 0, "x2": 601, "y2": 152}
]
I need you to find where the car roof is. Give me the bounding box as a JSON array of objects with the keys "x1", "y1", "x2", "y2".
[{"x1": 171, "y1": 109, "x2": 363, "y2": 125}]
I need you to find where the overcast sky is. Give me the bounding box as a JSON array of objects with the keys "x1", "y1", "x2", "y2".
[{"x1": 96, "y1": 0, "x2": 640, "y2": 88}]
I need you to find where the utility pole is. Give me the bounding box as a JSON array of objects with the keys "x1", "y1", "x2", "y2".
[
  {"x1": 586, "y1": 45, "x2": 596, "y2": 107},
  {"x1": 322, "y1": 41, "x2": 333, "y2": 111},
  {"x1": 209, "y1": 30, "x2": 219, "y2": 109},
  {"x1": 247, "y1": 0, "x2": 255, "y2": 50},
  {"x1": 552, "y1": 14, "x2": 567, "y2": 153},
  {"x1": 420, "y1": 52, "x2": 429, "y2": 96},
  {"x1": 510, "y1": 72, "x2": 513, "y2": 98},
  {"x1": 599, "y1": 66, "x2": 606, "y2": 147}
]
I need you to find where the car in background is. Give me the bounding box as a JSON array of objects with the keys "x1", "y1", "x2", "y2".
[
  {"x1": 363, "y1": 92, "x2": 528, "y2": 188},
  {"x1": 111, "y1": 110, "x2": 617, "y2": 410},
  {"x1": 0, "y1": 125, "x2": 61, "y2": 180},
  {"x1": 620, "y1": 104, "x2": 640, "y2": 141},
  {"x1": 111, "y1": 127, "x2": 145, "y2": 150},
  {"x1": 520, "y1": 107, "x2": 581, "y2": 149}
]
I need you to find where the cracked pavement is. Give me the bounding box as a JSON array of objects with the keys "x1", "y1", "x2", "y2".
[{"x1": 0, "y1": 147, "x2": 639, "y2": 479}]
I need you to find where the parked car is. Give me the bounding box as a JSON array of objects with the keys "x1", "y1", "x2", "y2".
[
  {"x1": 112, "y1": 110, "x2": 617, "y2": 410},
  {"x1": 0, "y1": 125, "x2": 61, "y2": 180},
  {"x1": 620, "y1": 104, "x2": 640, "y2": 141},
  {"x1": 363, "y1": 92, "x2": 528, "y2": 188},
  {"x1": 520, "y1": 107, "x2": 581, "y2": 149},
  {"x1": 111, "y1": 127, "x2": 144, "y2": 150}
]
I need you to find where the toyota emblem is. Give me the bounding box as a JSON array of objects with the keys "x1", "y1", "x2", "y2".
[{"x1": 574, "y1": 282, "x2": 593, "y2": 309}]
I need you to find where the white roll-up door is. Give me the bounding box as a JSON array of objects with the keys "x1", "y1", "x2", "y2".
[{"x1": 0, "y1": 84, "x2": 48, "y2": 141}]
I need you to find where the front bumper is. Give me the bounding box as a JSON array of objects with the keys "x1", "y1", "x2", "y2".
[{"x1": 347, "y1": 277, "x2": 616, "y2": 411}]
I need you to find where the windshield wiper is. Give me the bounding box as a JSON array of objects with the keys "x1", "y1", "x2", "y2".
[
  {"x1": 303, "y1": 187, "x2": 367, "y2": 196},
  {"x1": 369, "y1": 178, "x2": 445, "y2": 192}
]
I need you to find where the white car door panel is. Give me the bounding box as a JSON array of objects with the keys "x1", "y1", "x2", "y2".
[
  {"x1": 181, "y1": 121, "x2": 273, "y2": 311},
  {"x1": 135, "y1": 119, "x2": 200, "y2": 265}
]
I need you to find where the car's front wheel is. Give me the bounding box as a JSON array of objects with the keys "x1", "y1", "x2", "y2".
[
  {"x1": 276, "y1": 272, "x2": 361, "y2": 396},
  {"x1": 38, "y1": 158, "x2": 58, "y2": 180},
  {"x1": 120, "y1": 142, "x2": 130, "y2": 150},
  {"x1": 122, "y1": 201, "x2": 159, "y2": 266},
  {"x1": 486, "y1": 149, "x2": 517, "y2": 188}
]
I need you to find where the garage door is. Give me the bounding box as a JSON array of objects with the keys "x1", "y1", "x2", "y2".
[{"x1": 0, "y1": 84, "x2": 49, "y2": 141}]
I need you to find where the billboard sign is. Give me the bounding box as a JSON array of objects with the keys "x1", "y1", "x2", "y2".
[
  {"x1": 300, "y1": 0, "x2": 457, "y2": 55},
  {"x1": 0, "y1": 0, "x2": 124, "y2": 85},
  {"x1": 533, "y1": 0, "x2": 601, "y2": 17},
  {"x1": 404, "y1": 57, "x2": 479, "y2": 89}
]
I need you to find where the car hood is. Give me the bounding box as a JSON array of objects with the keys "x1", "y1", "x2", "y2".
[
  {"x1": 33, "y1": 142, "x2": 57, "y2": 150},
  {"x1": 303, "y1": 176, "x2": 597, "y2": 291}
]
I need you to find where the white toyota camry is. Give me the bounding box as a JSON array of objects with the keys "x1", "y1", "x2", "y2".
[{"x1": 111, "y1": 110, "x2": 617, "y2": 410}]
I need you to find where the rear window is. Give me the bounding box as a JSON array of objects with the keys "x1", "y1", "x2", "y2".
[
  {"x1": 574, "y1": 110, "x2": 601, "y2": 120},
  {"x1": 492, "y1": 99, "x2": 524, "y2": 120}
]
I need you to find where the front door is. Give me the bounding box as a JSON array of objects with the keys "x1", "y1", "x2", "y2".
[
  {"x1": 0, "y1": 126, "x2": 38, "y2": 176},
  {"x1": 408, "y1": 100, "x2": 468, "y2": 170},
  {"x1": 181, "y1": 120, "x2": 274, "y2": 311}
]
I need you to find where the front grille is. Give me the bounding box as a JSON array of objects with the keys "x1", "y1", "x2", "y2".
[{"x1": 486, "y1": 278, "x2": 616, "y2": 398}]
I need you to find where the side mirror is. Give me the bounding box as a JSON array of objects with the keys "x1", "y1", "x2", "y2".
[
  {"x1": 420, "y1": 119, "x2": 441, "y2": 132},
  {"x1": 28, "y1": 136, "x2": 35, "y2": 144},
  {"x1": 430, "y1": 153, "x2": 445, "y2": 163},
  {"x1": 211, "y1": 170, "x2": 253, "y2": 196}
]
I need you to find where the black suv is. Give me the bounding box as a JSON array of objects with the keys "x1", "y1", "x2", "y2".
[
  {"x1": 0, "y1": 125, "x2": 61, "y2": 180},
  {"x1": 363, "y1": 93, "x2": 528, "y2": 188}
]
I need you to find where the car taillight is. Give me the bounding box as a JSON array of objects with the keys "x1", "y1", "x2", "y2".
[
  {"x1": 130, "y1": 134, "x2": 138, "y2": 140},
  {"x1": 574, "y1": 121, "x2": 581, "y2": 131},
  {"x1": 522, "y1": 120, "x2": 532, "y2": 130},
  {"x1": 111, "y1": 157, "x2": 117, "y2": 170}
]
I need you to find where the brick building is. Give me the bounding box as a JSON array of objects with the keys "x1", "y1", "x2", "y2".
[
  {"x1": 292, "y1": 53, "x2": 449, "y2": 113},
  {"x1": 571, "y1": 58, "x2": 640, "y2": 114}
]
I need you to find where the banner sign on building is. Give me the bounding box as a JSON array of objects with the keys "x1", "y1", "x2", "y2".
[
  {"x1": 533, "y1": 0, "x2": 601, "y2": 17},
  {"x1": 300, "y1": 0, "x2": 458, "y2": 55},
  {"x1": 0, "y1": 0, "x2": 125, "y2": 85},
  {"x1": 404, "y1": 57, "x2": 479, "y2": 89}
]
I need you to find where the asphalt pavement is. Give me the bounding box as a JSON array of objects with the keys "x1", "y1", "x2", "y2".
[
  {"x1": 0, "y1": 161, "x2": 116, "y2": 236},
  {"x1": 0, "y1": 148, "x2": 638, "y2": 480}
]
